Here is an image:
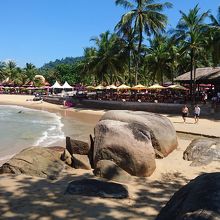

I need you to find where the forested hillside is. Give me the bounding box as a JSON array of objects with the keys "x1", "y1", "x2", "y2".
[{"x1": 40, "y1": 57, "x2": 83, "y2": 70}]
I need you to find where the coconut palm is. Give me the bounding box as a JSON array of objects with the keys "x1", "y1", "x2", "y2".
[
  {"x1": 115, "y1": 0, "x2": 172, "y2": 84},
  {"x1": 24, "y1": 63, "x2": 37, "y2": 84},
  {"x1": 0, "y1": 62, "x2": 6, "y2": 82},
  {"x1": 82, "y1": 31, "x2": 127, "y2": 84},
  {"x1": 209, "y1": 6, "x2": 220, "y2": 65},
  {"x1": 145, "y1": 35, "x2": 176, "y2": 84},
  {"x1": 4, "y1": 61, "x2": 20, "y2": 85},
  {"x1": 115, "y1": 22, "x2": 135, "y2": 86},
  {"x1": 174, "y1": 5, "x2": 210, "y2": 100}
]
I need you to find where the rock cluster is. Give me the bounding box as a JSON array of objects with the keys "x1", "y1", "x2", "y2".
[
  {"x1": 93, "y1": 110, "x2": 178, "y2": 177},
  {"x1": 0, "y1": 110, "x2": 178, "y2": 199},
  {"x1": 0, "y1": 111, "x2": 178, "y2": 181}
]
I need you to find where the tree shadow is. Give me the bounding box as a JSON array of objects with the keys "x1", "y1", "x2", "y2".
[{"x1": 0, "y1": 169, "x2": 193, "y2": 220}]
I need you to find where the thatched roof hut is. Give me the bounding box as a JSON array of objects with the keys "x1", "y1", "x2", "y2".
[{"x1": 175, "y1": 67, "x2": 220, "y2": 84}]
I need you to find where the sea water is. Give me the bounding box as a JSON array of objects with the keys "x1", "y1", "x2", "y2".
[{"x1": 0, "y1": 105, "x2": 65, "y2": 161}]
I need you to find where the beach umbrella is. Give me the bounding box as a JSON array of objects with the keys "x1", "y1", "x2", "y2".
[
  {"x1": 86, "y1": 86, "x2": 95, "y2": 90},
  {"x1": 148, "y1": 84, "x2": 165, "y2": 90},
  {"x1": 117, "y1": 84, "x2": 131, "y2": 90},
  {"x1": 50, "y1": 81, "x2": 62, "y2": 89},
  {"x1": 131, "y1": 84, "x2": 147, "y2": 90},
  {"x1": 95, "y1": 84, "x2": 105, "y2": 90},
  {"x1": 168, "y1": 84, "x2": 188, "y2": 90},
  {"x1": 106, "y1": 84, "x2": 117, "y2": 90},
  {"x1": 62, "y1": 81, "x2": 73, "y2": 89}
]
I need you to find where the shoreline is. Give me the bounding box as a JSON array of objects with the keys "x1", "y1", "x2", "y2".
[
  {"x1": 0, "y1": 94, "x2": 104, "y2": 125},
  {"x1": 1, "y1": 94, "x2": 220, "y2": 136},
  {"x1": 0, "y1": 95, "x2": 104, "y2": 165},
  {"x1": 0, "y1": 94, "x2": 219, "y2": 137}
]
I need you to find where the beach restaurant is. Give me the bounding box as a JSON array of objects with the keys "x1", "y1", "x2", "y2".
[{"x1": 175, "y1": 67, "x2": 220, "y2": 91}]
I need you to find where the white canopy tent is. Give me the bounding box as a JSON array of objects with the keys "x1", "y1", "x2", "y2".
[
  {"x1": 62, "y1": 81, "x2": 73, "y2": 89},
  {"x1": 50, "y1": 81, "x2": 63, "y2": 89}
]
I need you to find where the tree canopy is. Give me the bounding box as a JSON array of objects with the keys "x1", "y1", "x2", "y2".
[{"x1": 1, "y1": 2, "x2": 220, "y2": 91}]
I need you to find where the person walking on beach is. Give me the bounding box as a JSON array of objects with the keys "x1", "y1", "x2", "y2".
[
  {"x1": 194, "y1": 104, "x2": 201, "y2": 124},
  {"x1": 182, "y1": 105, "x2": 189, "y2": 123},
  {"x1": 202, "y1": 92, "x2": 208, "y2": 104}
]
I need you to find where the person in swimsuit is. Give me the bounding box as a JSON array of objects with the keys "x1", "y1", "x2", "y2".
[
  {"x1": 194, "y1": 104, "x2": 201, "y2": 124},
  {"x1": 182, "y1": 105, "x2": 189, "y2": 123}
]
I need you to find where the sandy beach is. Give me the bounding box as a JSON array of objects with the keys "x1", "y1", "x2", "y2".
[{"x1": 0, "y1": 94, "x2": 220, "y2": 220}]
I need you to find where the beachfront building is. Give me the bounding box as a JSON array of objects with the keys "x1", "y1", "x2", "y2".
[{"x1": 175, "y1": 67, "x2": 220, "y2": 91}]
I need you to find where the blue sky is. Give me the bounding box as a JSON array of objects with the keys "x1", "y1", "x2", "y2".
[{"x1": 0, "y1": 0, "x2": 219, "y2": 67}]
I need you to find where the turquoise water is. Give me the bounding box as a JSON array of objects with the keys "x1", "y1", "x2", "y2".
[{"x1": 0, "y1": 105, "x2": 65, "y2": 161}]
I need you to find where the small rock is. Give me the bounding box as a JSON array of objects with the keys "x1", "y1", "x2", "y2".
[
  {"x1": 88, "y1": 134, "x2": 95, "y2": 169},
  {"x1": 66, "y1": 137, "x2": 90, "y2": 155},
  {"x1": 94, "y1": 160, "x2": 132, "y2": 183},
  {"x1": 60, "y1": 149, "x2": 72, "y2": 166},
  {"x1": 72, "y1": 154, "x2": 91, "y2": 170},
  {"x1": 66, "y1": 178, "x2": 129, "y2": 199}
]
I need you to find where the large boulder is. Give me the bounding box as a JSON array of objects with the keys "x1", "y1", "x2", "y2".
[
  {"x1": 156, "y1": 172, "x2": 220, "y2": 220},
  {"x1": 66, "y1": 136, "x2": 90, "y2": 155},
  {"x1": 0, "y1": 147, "x2": 65, "y2": 179},
  {"x1": 66, "y1": 178, "x2": 129, "y2": 199},
  {"x1": 183, "y1": 138, "x2": 220, "y2": 166},
  {"x1": 94, "y1": 160, "x2": 132, "y2": 183},
  {"x1": 100, "y1": 110, "x2": 178, "y2": 157},
  {"x1": 94, "y1": 119, "x2": 156, "y2": 177}
]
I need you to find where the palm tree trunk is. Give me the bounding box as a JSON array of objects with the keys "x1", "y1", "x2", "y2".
[
  {"x1": 190, "y1": 49, "x2": 194, "y2": 103},
  {"x1": 110, "y1": 70, "x2": 113, "y2": 85},
  {"x1": 135, "y1": 61, "x2": 138, "y2": 85},
  {"x1": 128, "y1": 49, "x2": 131, "y2": 86},
  {"x1": 136, "y1": 24, "x2": 143, "y2": 85},
  {"x1": 193, "y1": 61, "x2": 197, "y2": 104}
]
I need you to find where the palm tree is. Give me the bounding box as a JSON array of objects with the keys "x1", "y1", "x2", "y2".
[
  {"x1": 82, "y1": 31, "x2": 127, "y2": 84},
  {"x1": 5, "y1": 61, "x2": 19, "y2": 85},
  {"x1": 79, "y1": 47, "x2": 98, "y2": 83},
  {"x1": 209, "y1": 6, "x2": 220, "y2": 65},
  {"x1": 0, "y1": 62, "x2": 6, "y2": 82},
  {"x1": 115, "y1": 20, "x2": 139, "y2": 86},
  {"x1": 145, "y1": 35, "x2": 175, "y2": 84},
  {"x1": 115, "y1": 0, "x2": 172, "y2": 84},
  {"x1": 24, "y1": 63, "x2": 37, "y2": 84},
  {"x1": 174, "y1": 5, "x2": 210, "y2": 101}
]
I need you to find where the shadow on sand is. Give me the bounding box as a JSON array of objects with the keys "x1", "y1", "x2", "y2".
[{"x1": 0, "y1": 171, "x2": 191, "y2": 220}]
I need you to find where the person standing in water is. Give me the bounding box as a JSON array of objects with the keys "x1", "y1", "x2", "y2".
[
  {"x1": 182, "y1": 105, "x2": 189, "y2": 123},
  {"x1": 194, "y1": 104, "x2": 201, "y2": 124}
]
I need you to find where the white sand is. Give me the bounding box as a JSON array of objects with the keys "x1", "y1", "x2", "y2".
[{"x1": 0, "y1": 94, "x2": 219, "y2": 219}]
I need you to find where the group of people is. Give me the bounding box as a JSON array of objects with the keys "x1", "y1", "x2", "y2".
[{"x1": 182, "y1": 104, "x2": 201, "y2": 124}]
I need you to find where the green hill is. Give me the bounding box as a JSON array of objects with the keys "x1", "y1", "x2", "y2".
[{"x1": 40, "y1": 56, "x2": 84, "y2": 70}]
